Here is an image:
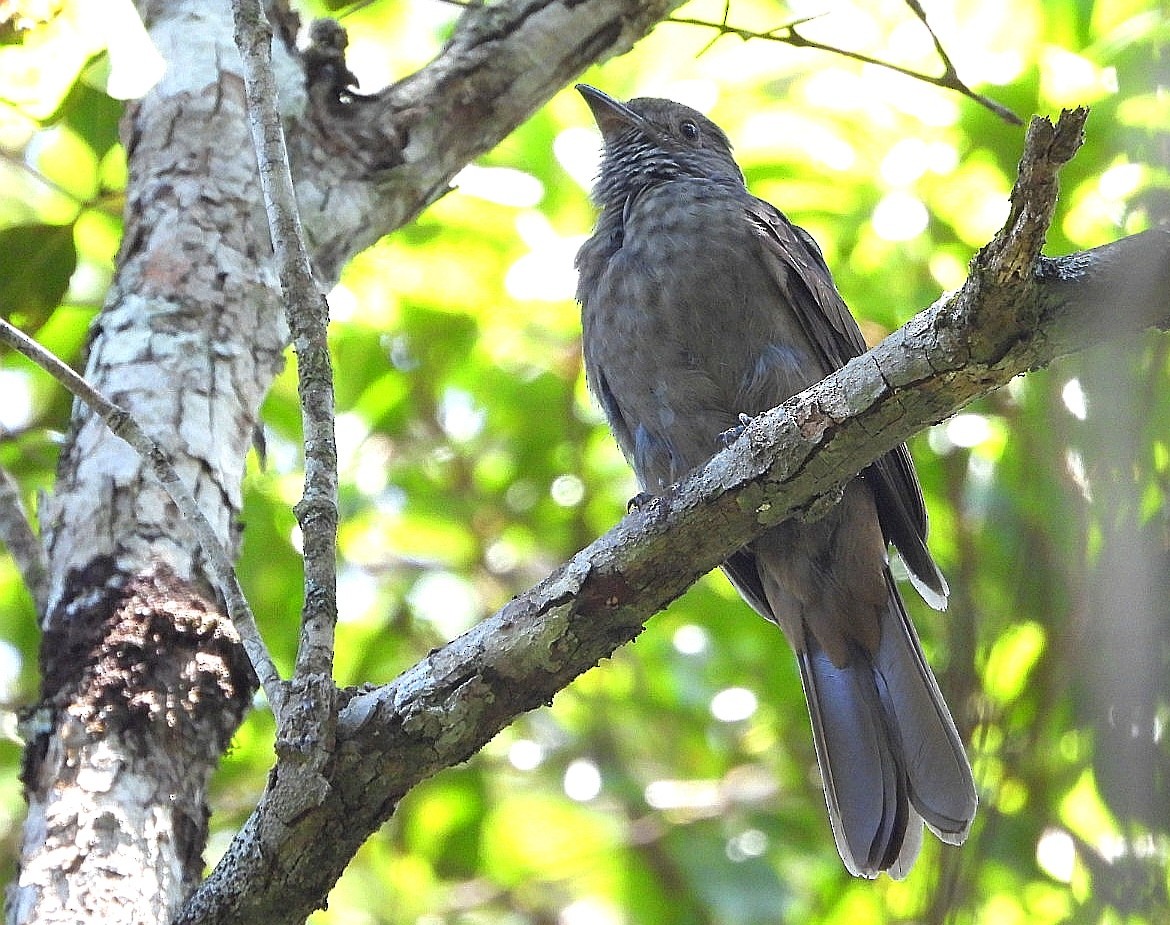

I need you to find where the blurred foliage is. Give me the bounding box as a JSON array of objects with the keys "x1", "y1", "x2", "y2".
[{"x1": 2, "y1": 0, "x2": 1170, "y2": 922}]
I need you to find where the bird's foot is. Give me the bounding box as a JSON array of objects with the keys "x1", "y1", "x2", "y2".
[
  {"x1": 718, "y1": 413, "x2": 755, "y2": 449},
  {"x1": 627, "y1": 491, "x2": 656, "y2": 513}
]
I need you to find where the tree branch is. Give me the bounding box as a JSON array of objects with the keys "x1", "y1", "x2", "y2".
[
  {"x1": 668, "y1": 0, "x2": 1022, "y2": 125},
  {"x1": 177, "y1": 109, "x2": 1170, "y2": 925},
  {"x1": 0, "y1": 318, "x2": 287, "y2": 716},
  {"x1": 232, "y1": 0, "x2": 339, "y2": 792},
  {"x1": 289, "y1": 0, "x2": 692, "y2": 284}
]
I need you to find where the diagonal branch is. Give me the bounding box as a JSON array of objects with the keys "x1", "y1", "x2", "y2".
[
  {"x1": 0, "y1": 318, "x2": 288, "y2": 716},
  {"x1": 899, "y1": 0, "x2": 1022, "y2": 125},
  {"x1": 177, "y1": 108, "x2": 1170, "y2": 925},
  {"x1": 292, "y1": 0, "x2": 694, "y2": 284}
]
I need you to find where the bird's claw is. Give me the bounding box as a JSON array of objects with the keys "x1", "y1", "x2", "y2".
[
  {"x1": 718, "y1": 412, "x2": 755, "y2": 449},
  {"x1": 627, "y1": 491, "x2": 656, "y2": 513}
]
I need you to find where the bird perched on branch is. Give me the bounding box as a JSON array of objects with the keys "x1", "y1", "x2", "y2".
[{"x1": 574, "y1": 84, "x2": 977, "y2": 878}]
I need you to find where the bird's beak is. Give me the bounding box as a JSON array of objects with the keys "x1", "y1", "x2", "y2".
[{"x1": 576, "y1": 84, "x2": 645, "y2": 143}]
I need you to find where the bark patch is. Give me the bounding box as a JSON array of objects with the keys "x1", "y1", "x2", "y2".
[{"x1": 32, "y1": 559, "x2": 255, "y2": 775}]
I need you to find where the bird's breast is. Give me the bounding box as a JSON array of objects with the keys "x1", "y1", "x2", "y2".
[
  {"x1": 580, "y1": 179, "x2": 822, "y2": 484},
  {"x1": 614, "y1": 182, "x2": 817, "y2": 387}
]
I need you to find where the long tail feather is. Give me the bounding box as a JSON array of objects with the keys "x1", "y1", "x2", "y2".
[
  {"x1": 798, "y1": 640, "x2": 910, "y2": 877},
  {"x1": 874, "y1": 572, "x2": 978, "y2": 841},
  {"x1": 796, "y1": 573, "x2": 977, "y2": 877}
]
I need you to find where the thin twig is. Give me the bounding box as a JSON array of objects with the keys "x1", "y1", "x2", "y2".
[
  {"x1": 668, "y1": 1, "x2": 1023, "y2": 126},
  {"x1": 0, "y1": 317, "x2": 288, "y2": 715},
  {"x1": 694, "y1": 0, "x2": 732, "y2": 58},
  {"x1": 232, "y1": 0, "x2": 340, "y2": 740},
  {"x1": 0, "y1": 461, "x2": 48, "y2": 616}
]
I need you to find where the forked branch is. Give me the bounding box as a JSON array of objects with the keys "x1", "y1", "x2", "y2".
[{"x1": 670, "y1": 0, "x2": 1022, "y2": 124}]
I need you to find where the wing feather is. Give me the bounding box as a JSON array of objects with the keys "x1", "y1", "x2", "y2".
[{"x1": 745, "y1": 200, "x2": 947, "y2": 607}]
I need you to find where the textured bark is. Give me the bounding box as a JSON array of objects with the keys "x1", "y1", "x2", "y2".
[
  {"x1": 13, "y1": 565, "x2": 252, "y2": 924},
  {"x1": 10, "y1": 2, "x2": 284, "y2": 919}
]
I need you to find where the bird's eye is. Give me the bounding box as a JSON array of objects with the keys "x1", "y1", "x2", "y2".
[{"x1": 680, "y1": 120, "x2": 700, "y2": 142}]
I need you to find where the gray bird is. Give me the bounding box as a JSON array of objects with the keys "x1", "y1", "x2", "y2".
[{"x1": 574, "y1": 85, "x2": 977, "y2": 878}]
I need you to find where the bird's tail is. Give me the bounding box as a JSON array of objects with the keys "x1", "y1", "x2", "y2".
[{"x1": 797, "y1": 572, "x2": 977, "y2": 878}]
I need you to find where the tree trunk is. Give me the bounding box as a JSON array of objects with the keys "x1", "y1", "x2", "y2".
[
  {"x1": 10, "y1": 3, "x2": 281, "y2": 919},
  {"x1": 9, "y1": 0, "x2": 689, "y2": 919}
]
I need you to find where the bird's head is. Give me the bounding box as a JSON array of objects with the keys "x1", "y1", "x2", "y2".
[{"x1": 576, "y1": 85, "x2": 744, "y2": 209}]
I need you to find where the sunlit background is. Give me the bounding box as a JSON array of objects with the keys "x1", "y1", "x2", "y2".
[{"x1": 1, "y1": 0, "x2": 1168, "y2": 922}]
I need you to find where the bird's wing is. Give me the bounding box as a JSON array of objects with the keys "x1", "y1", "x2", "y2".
[
  {"x1": 589, "y1": 363, "x2": 635, "y2": 460},
  {"x1": 745, "y1": 199, "x2": 947, "y2": 607},
  {"x1": 748, "y1": 204, "x2": 868, "y2": 363}
]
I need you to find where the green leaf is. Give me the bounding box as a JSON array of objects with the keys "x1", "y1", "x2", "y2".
[
  {"x1": 0, "y1": 222, "x2": 77, "y2": 333},
  {"x1": 59, "y1": 79, "x2": 123, "y2": 159}
]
